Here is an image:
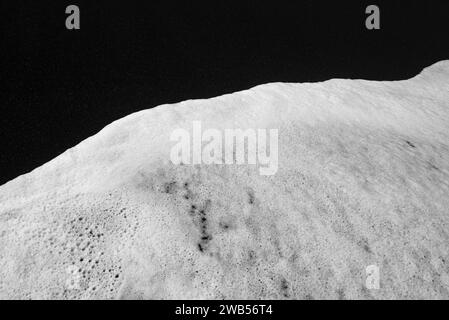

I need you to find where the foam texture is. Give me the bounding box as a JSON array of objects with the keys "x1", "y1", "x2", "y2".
[{"x1": 1, "y1": 61, "x2": 449, "y2": 299}]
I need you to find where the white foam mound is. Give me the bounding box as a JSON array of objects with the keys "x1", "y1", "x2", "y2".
[{"x1": 1, "y1": 61, "x2": 449, "y2": 299}]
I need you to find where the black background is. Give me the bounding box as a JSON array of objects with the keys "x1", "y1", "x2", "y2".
[
  {"x1": 0, "y1": 300, "x2": 432, "y2": 319},
  {"x1": 1, "y1": 0, "x2": 448, "y2": 185}
]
